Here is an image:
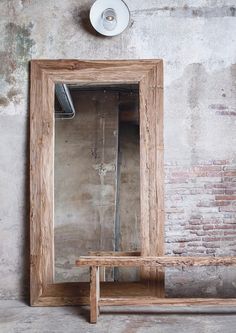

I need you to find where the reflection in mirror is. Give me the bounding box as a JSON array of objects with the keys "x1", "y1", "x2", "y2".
[{"x1": 54, "y1": 84, "x2": 140, "y2": 283}]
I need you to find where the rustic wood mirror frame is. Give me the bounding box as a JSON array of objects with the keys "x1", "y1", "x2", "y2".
[
  {"x1": 30, "y1": 59, "x2": 236, "y2": 308},
  {"x1": 30, "y1": 60, "x2": 165, "y2": 306}
]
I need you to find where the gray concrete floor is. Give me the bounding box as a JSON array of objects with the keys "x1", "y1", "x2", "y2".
[{"x1": 1, "y1": 301, "x2": 236, "y2": 333}]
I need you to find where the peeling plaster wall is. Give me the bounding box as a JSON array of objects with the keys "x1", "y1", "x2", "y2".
[{"x1": 0, "y1": 0, "x2": 236, "y2": 299}]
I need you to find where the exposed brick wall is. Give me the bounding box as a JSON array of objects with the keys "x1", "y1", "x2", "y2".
[{"x1": 165, "y1": 160, "x2": 236, "y2": 257}]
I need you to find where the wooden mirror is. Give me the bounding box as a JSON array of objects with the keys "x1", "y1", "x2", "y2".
[{"x1": 30, "y1": 60, "x2": 164, "y2": 306}]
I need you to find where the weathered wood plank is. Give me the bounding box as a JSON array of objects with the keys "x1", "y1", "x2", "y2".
[
  {"x1": 90, "y1": 267, "x2": 100, "y2": 323},
  {"x1": 76, "y1": 256, "x2": 236, "y2": 267},
  {"x1": 139, "y1": 61, "x2": 164, "y2": 296},
  {"x1": 32, "y1": 281, "x2": 155, "y2": 306},
  {"x1": 88, "y1": 252, "x2": 142, "y2": 282},
  {"x1": 30, "y1": 61, "x2": 44, "y2": 305},
  {"x1": 30, "y1": 63, "x2": 55, "y2": 305},
  {"x1": 99, "y1": 297, "x2": 236, "y2": 306}
]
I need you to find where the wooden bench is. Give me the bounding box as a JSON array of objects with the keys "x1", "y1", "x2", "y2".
[
  {"x1": 76, "y1": 254, "x2": 236, "y2": 323},
  {"x1": 87, "y1": 251, "x2": 141, "y2": 282}
]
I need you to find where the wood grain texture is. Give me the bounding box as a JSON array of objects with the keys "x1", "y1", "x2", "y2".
[
  {"x1": 31, "y1": 60, "x2": 162, "y2": 82},
  {"x1": 30, "y1": 61, "x2": 43, "y2": 305},
  {"x1": 90, "y1": 267, "x2": 100, "y2": 323},
  {"x1": 139, "y1": 60, "x2": 164, "y2": 296},
  {"x1": 76, "y1": 256, "x2": 236, "y2": 267},
  {"x1": 30, "y1": 63, "x2": 55, "y2": 305},
  {"x1": 88, "y1": 252, "x2": 142, "y2": 281},
  {"x1": 33, "y1": 282, "x2": 155, "y2": 306},
  {"x1": 30, "y1": 59, "x2": 164, "y2": 306},
  {"x1": 99, "y1": 297, "x2": 236, "y2": 306},
  {"x1": 88, "y1": 252, "x2": 141, "y2": 281}
]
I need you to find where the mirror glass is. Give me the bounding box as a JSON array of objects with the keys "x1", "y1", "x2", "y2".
[{"x1": 54, "y1": 84, "x2": 140, "y2": 283}]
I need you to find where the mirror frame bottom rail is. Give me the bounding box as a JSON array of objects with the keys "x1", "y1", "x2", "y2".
[{"x1": 33, "y1": 281, "x2": 236, "y2": 307}]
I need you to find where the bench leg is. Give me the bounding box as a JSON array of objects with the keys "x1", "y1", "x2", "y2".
[{"x1": 90, "y1": 266, "x2": 100, "y2": 323}]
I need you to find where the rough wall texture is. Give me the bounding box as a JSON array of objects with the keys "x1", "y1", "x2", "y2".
[
  {"x1": 54, "y1": 90, "x2": 140, "y2": 283},
  {"x1": 54, "y1": 91, "x2": 119, "y2": 282},
  {"x1": 0, "y1": 0, "x2": 236, "y2": 299}
]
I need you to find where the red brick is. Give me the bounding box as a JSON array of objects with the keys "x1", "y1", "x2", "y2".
[
  {"x1": 215, "y1": 225, "x2": 236, "y2": 230},
  {"x1": 165, "y1": 161, "x2": 236, "y2": 256},
  {"x1": 203, "y1": 225, "x2": 214, "y2": 230},
  {"x1": 215, "y1": 200, "x2": 231, "y2": 206},
  {"x1": 188, "y1": 249, "x2": 205, "y2": 253},
  {"x1": 203, "y1": 243, "x2": 220, "y2": 248},
  {"x1": 203, "y1": 231, "x2": 221, "y2": 236},
  {"x1": 195, "y1": 171, "x2": 222, "y2": 177},
  {"x1": 210, "y1": 104, "x2": 228, "y2": 110},
  {"x1": 202, "y1": 237, "x2": 222, "y2": 242},
  {"x1": 212, "y1": 189, "x2": 225, "y2": 195},
  {"x1": 216, "y1": 111, "x2": 236, "y2": 116},
  {"x1": 171, "y1": 172, "x2": 190, "y2": 177},
  {"x1": 224, "y1": 171, "x2": 236, "y2": 176},
  {"x1": 202, "y1": 219, "x2": 222, "y2": 225},
  {"x1": 195, "y1": 231, "x2": 205, "y2": 236},
  {"x1": 225, "y1": 189, "x2": 236, "y2": 195},
  {"x1": 189, "y1": 220, "x2": 202, "y2": 225},
  {"x1": 224, "y1": 231, "x2": 236, "y2": 235},
  {"x1": 224, "y1": 220, "x2": 236, "y2": 224},
  {"x1": 185, "y1": 225, "x2": 201, "y2": 230},
  {"x1": 173, "y1": 249, "x2": 187, "y2": 254},
  {"x1": 193, "y1": 166, "x2": 222, "y2": 172},
  {"x1": 213, "y1": 160, "x2": 229, "y2": 165},
  {"x1": 216, "y1": 195, "x2": 236, "y2": 200},
  {"x1": 205, "y1": 183, "x2": 225, "y2": 189},
  {"x1": 224, "y1": 237, "x2": 236, "y2": 241}
]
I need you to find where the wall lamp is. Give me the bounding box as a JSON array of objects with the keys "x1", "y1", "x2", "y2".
[{"x1": 90, "y1": 0, "x2": 130, "y2": 36}]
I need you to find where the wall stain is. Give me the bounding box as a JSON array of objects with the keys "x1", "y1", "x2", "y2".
[
  {"x1": 132, "y1": 6, "x2": 236, "y2": 17},
  {"x1": 0, "y1": 96, "x2": 9, "y2": 107},
  {"x1": 230, "y1": 7, "x2": 236, "y2": 16},
  {"x1": 7, "y1": 88, "x2": 21, "y2": 101},
  {"x1": 187, "y1": 63, "x2": 206, "y2": 110},
  {"x1": 0, "y1": 22, "x2": 35, "y2": 107},
  {"x1": 187, "y1": 64, "x2": 207, "y2": 164},
  {"x1": 20, "y1": 0, "x2": 31, "y2": 6},
  {"x1": 71, "y1": 4, "x2": 102, "y2": 38}
]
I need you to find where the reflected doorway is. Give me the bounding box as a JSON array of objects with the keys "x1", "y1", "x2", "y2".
[{"x1": 54, "y1": 84, "x2": 140, "y2": 283}]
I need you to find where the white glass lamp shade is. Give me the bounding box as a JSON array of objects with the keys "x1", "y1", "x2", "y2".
[{"x1": 90, "y1": 0, "x2": 130, "y2": 36}]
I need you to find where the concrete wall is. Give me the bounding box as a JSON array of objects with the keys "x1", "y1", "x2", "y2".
[
  {"x1": 117, "y1": 122, "x2": 140, "y2": 282},
  {"x1": 54, "y1": 90, "x2": 140, "y2": 283},
  {"x1": 1, "y1": 0, "x2": 236, "y2": 299},
  {"x1": 54, "y1": 90, "x2": 119, "y2": 282}
]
